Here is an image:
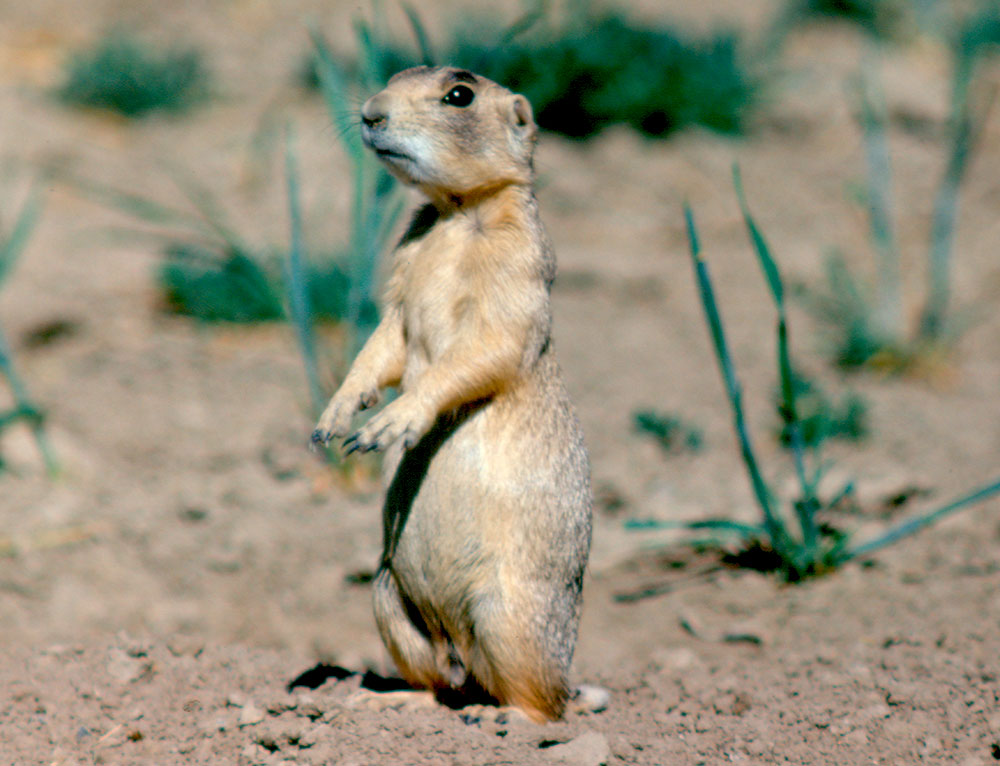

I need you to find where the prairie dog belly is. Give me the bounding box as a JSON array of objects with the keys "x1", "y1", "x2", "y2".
[{"x1": 382, "y1": 354, "x2": 590, "y2": 624}]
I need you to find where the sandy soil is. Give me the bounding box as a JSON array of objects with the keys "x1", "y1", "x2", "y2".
[{"x1": 2, "y1": 1, "x2": 999, "y2": 764}]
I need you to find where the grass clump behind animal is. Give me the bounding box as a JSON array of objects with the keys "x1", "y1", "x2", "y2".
[
  {"x1": 157, "y1": 241, "x2": 379, "y2": 328},
  {"x1": 70, "y1": 169, "x2": 377, "y2": 328},
  {"x1": 305, "y1": 4, "x2": 760, "y2": 140},
  {"x1": 159, "y1": 245, "x2": 284, "y2": 323},
  {"x1": 58, "y1": 30, "x2": 211, "y2": 117}
]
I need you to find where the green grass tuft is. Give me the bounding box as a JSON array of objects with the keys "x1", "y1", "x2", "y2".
[
  {"x1": 626, "y1": 167, "x2": 1000, "y2": 586},
  {"x1": 157, "y1": 243, "x2": 380, "y2": 326},
  {"x1": 456, "y1": 11, "x2": 757, "y2": 139},
  {"x1": 63, "y1": 163, "x2": 380, "y2": 327},
  {"x1": 58, "y1": 30, "x2": 211, "y2": 117},
  {"x1": 633, "y1": 409, "x2": 704, "y2": 453}
]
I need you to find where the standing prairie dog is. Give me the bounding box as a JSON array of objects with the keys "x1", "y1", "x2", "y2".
[{"x1": 313, "y1": 66, "x2": 592, "y2": 722}]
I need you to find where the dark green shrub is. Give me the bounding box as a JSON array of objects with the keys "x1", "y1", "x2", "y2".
[
  {"x1": 160, "y1": 245, "x2": 283, "y2": 323},
  {"x1": 58, "y1": 30, "x2": 210, "y2": 117},
  {"x1": 791, "y1": 0, "x2": 903, "y2": 35},
  {"x1": 458, "y1": 13, "x2": 755, "y2": 138},
  {"x1": 159, "y1": 243, "x2": 378, "y2": 326}
]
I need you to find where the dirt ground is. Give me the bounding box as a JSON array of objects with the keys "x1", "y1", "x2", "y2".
[{"x1": 2, "y1": 1, "x2": 999, "y2": 764}]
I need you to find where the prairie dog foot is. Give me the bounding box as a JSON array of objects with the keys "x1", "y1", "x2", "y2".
[{"x1": 457, "y1": 703, "x2": 533, "y2": 725}]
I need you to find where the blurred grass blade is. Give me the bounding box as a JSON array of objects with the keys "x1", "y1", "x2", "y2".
[
  {"x1": 59, "y1": 172, "x2": 211, "y2": 236},
  {"x1": 375, "y1": 189, "x2": 405, "y2": 250},
  {"x1": 733, "y1": 165, "x2": 782, "y2": 306},
  {"x1": 402, "y1": 3, "x2": 436, "y2": 65},
  {"x1": 857, "y1": 52, "x2": 901, "y2": 340},
  {"x1": 283, "y1": 126, "x2": 325, "y2": 417},
  {"x1": 340, "y1": 26, "x2": 402, "y2": 360},
  {"x1": 0, "y1": 188, "x2": 58, "y2": 475},
  {"x1": 625, "y1": 518, "x2": 766, "y2": 538},
  {"x1": 501, "y1": 1, "x2": 547, "y2": 43},
  {"x1": 344, "y1": 193, "x2": 384, "y2": 354},
  {"x1": 0, "y1": 327, "x2": 57, "y2": 476},
  {"x1": 163, "y1": 161, "x2": 248, "y2": 254},
  {"x1": 918, "y1": 63, "x2": 993, "y2": 341},
  {"x1": 309, "y1": 27, "x2": 365, "y2": 169},
  {"x1": 0, "y1": 185, "x2": 43, "y2": 287},
  {"x1": 354, "y1": 17, "x2": 385, "y2": 91},
  {"x1": 733, "y1": 164, "x2": 793, "y2": 412},
  {"x1": 311, "y1": 22, "x2": 396, "y2": 365},
  {"x1": 683, "y1": 203, "x2": 785, "y2": 547},
  {"x1": 845, "y1": 477, "x2": 1000, "y2": 560},
  {"x1": 0, "y1": 404, "x2": 42, "y2": 432}
]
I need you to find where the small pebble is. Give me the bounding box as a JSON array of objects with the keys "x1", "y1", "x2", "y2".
[
  {"x1": 239, "y1": 702, "x2": 266, "y2": 727},
  {"x1": 570, "y1": 684, "x2": 610, "y2": 714}
]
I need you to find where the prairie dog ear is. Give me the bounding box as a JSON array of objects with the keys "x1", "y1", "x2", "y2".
[{"x1": 509, "y1": 94, "x2": 535, "y2": 131}]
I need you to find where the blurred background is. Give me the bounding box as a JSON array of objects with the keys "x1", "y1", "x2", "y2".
[{"x1": 1, "y1": 0, "x2": 999, "y2": 666}]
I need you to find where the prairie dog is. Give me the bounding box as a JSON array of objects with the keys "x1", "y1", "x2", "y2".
[{"x1": 313, "y1": 67, "x2": 592, "y2": 722}]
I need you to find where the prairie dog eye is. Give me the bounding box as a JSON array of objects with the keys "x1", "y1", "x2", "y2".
[{"x1": 442, "y1": 85, "x2": 475, "y2": 107}]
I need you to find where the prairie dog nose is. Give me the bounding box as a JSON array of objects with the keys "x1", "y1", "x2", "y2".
[{"x1": 361, "y1": 93, "x2": 389, "y2": 128}]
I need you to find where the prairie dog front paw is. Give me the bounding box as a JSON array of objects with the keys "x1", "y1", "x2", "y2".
[
  {"x1": 342, "y1": 396, "x2": 431, "y2": 454},
  {"x1": 312, "y1": 387, "x2": 379, "y2": 446}
]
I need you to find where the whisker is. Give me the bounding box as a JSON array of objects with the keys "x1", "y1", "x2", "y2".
[
  {"x1": 315, "y1": 114, "x2": 364, "y2": 143},
  {"x1": 334, "y1": 121, "x2": 361, "y2": 141}
]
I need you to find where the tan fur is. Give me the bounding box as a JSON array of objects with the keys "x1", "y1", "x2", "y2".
[{"x1": 313, "y1": 67, "x2": 592, "y2": 723}]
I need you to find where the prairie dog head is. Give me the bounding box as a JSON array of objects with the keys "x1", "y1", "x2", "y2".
[{"x1": 360, "y1": 67, "x2": 537, "y2": 201}]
